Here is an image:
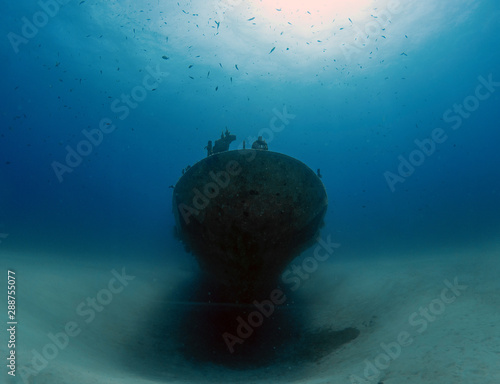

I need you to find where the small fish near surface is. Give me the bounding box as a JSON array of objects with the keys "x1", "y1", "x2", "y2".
[{"x1": 269, "y1": 47, "x2": 276, "y2": 54}]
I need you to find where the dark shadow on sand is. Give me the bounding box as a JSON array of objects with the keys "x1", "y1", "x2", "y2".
[{"x1": 121, "y1": 272, "x2": 359, "y2": 381}]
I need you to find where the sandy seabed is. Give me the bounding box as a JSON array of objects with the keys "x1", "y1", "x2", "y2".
[{"x1": 1, "y1": 241, "x2": 499, "y2": 384}]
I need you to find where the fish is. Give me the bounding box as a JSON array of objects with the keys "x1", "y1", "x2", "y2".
[
  {"x1": 235, "y1": 64, "x2": 239, "y2": 70},
  {"x1": 248, "y1": 17, "x2": 255, "y2": 21},
  {"x1": 162, "y1": 55, "x2": 169, "y2": 60},
  {"x1": 207, "y1": 71, "x2": 210, "y2": 78},
  {"x1": 269, "y1": 47, "x2": 275, "y2": 54},
  {"x1": 401, "y1": 52, "x2": 407, "y2": 56},
  {"x1": 348, "y1": 18, "x2": 352, "y2": 23},
  {"x1": 188, "y1": 64, "x2": 193, "y2": 68},
  {"x1": 381, "y1": 35, "x2": 386, "y2": 38},
  {"x1": 215, "y1": 86, "x2": 218, "y2": 91},
  {"x1": 215, "y1": 20, "x2": 220, "y2": 30},
  {"x1": 230, "y1": 77, "x2": 232, "y2": 83},
  {"x1": 219, "y1": 63, "x2": 223, "y2": 68}
]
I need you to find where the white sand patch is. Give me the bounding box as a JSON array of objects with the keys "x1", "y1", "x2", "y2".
[{"x1": 1, "y1": 244, "x2": 499, "y2": 384}]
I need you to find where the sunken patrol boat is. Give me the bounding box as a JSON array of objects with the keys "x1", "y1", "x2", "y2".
[{"x1": 172, "y1": 131, "x2": 328, "y2": 304}]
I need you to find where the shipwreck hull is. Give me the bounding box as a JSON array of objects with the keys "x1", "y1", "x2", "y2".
[{"x1": 172, "y1": 149, "x2": 328, "y2": 303}]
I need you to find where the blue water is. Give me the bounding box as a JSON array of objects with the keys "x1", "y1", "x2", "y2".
[{"x1": 1, "y1": 0, "x2": 499, "y2": 260}]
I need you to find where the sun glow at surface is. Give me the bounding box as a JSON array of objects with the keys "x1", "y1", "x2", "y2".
[{"x1": 255, "y1": 0, "x2": 374, "y2": 30}]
